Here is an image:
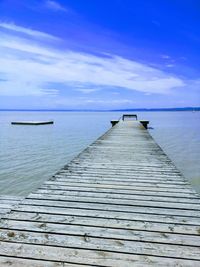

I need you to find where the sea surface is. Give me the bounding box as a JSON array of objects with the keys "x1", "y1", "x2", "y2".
[{"x1": 0, "y1": 111, "x2": 200, "y2": 196}]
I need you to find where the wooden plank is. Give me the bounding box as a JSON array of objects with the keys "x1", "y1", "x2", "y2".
[
  {"x1": 0, "y1": 209, "x2": 10, "y2": 214},
  {"x1": 63, "y1": 164, "x2": 182, "y2": 172},
  {"x1": 53, "y1": 173, "x2": 186, "y2": 183},
  {"x1": 0, "y1": 200, "x2": 24, "y2": 205},
  {"x1": 52, "y1": 175, "x2": 189, "y2": 185},
  {"x1": 0, "y1": 196, "x2": 23, "y2": 201},
  {"x1": 0, "y1": 229, "x2": 200, "y2": 260},
  {"x1": 0, "y1": 196, "x2": 24, "y2": 219},
  {"x1": 44, "y1": 179, "x2": 190, "y2": 188},
  {"x1": 13, "y1": 205, "x2": 200, "y2": 225},
  {"x1": 36, "y1": 187, "x2": 200, "y2": 199},
  {"x1": 0, "y1": 241, "x2": 199, "y2": 266},
  {"x1": 41, "y1": 183, "x2": 196, "y2": 194},
  {"x1": 26, "y1": 194, "x2": 200, "y2": 210},
  {"x1": 33, "y1": 189, "x2": 200, "y2": 204},
  {"x1": 0, "y1": 256, "x2": 90, "y2": 267},
  {"x1": 4, "y1": 211, "x2": 200, "y2": 235},
  {"x1": 0, "y1": 204, "x2": 20, "y2": 210},
  {"x1": 21, "y1": 199, "x2": 200, "y2": 217}
]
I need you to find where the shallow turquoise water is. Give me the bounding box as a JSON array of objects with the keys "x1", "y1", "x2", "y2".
[{"x1": 0, "y1": 111, "x2": 200, "y2": 196}]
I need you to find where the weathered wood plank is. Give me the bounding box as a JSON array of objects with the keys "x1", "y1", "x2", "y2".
[
  {"x1": 13, "y1": 205, "x2": 200, "y2": 225},
  {"x1": 63, "y1": 166, "x2": 183, "y2": 176},
  {"x1": 32, "y1": 190, "x2": 200, "y2": 205},
  {"x1": 5, "y1": 211, "x2": 200, "y2": 235},
  {"x1": 50, "y1": 176, "x2": 189, "y2": 186},
  {"x1": 0, "y1": 256, "x2": 90, "y2": 267},
  {"x1": 21, "y1": 198, "x2": 200, "y2": 217},
  {"x1": 0, "y1": 241, "x2": 200, "y2": 266},
  {"x1": 26, "y1": 194, "x2": 200, "y2": 210},
  {"x1": 53, "y1": 174, "x2": 187, "y2": 184},
  {"x1": 0, "y1": 229, "x2": 200, "y2": 260},
  {"x1": 44, "y1": 180, "x2": 191, "y2": 189},
  {"x1": 41, "y1": 183, "x2": 195, "y2": 194},
  {"x1": 36, "y1": 187, "x2": 200, "y2": 199},
  {"x1": 0, "y1": 196, "x2": 24, "y2": 219},
  {"x1": 0, "y1": 257, "x2": 86, "y2": 267},
  {"x1": 0, "y1": 196, "x2": 23, "y2": 201}
]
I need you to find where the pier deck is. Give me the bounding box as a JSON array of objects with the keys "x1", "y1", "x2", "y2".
[
  {"x1": 0, "y1": 195, "x2": 24, "y2": 220},
  {"x1": 0, "y1": 120, "x2": 200, "y2": 266}
]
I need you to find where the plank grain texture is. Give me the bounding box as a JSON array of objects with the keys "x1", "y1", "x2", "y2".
[{"x1": 0, "y1": 120, "x2": 200, "y2": 266}]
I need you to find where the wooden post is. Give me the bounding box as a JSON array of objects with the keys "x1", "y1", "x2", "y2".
[
  {"x1": 110, "y1": 120, "x2": 119, "y2": 127},
  {"x1": 140, "y1": 120, "x2": 149, "y2": 129}
]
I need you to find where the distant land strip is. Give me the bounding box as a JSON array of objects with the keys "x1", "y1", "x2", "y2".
[{"x1": 0, "y1": 107, "x2": 200, "y2": 112}]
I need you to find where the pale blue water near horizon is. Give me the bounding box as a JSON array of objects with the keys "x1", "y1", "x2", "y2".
[{"x1": 0, "y1": 111, "x2": 200, "y2": 196}]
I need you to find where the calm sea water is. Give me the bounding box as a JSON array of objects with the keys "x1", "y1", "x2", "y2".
[{"x1": 0, "y1": 111, "x2": 200, "y2": 196}]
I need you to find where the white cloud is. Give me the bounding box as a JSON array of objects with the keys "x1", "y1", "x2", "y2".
[
  {"x1": 76, "y1": 88, "x2": 101, "y2": 94},
  {"x1": 85, "y1": 99, "x2": 136, "y2": 105},
  {"x1": 53, "y1": 97, "x2": 136, "y2": 107},
  {"x1": 45, "y1": 0, "x2": 68, "y2": 12},
  {"x1": 161, "y1": 55, "x2": 171, "y2": 59},
  {"x1": 0, "y1": 22, "x2": 59, "y2": 41},
  {"x1": 0, "y1": 23, "x2": 186, "y2": 99},
  {"x1": 166, "y1": 64, "x2": 174, "y2": 68}
]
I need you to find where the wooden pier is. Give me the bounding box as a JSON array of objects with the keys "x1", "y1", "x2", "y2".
[{"x1": 0, "y1": 119, "x2": 200, "y2": 266}]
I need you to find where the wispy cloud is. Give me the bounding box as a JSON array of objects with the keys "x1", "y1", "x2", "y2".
[
  {"x1": 45, "y1": 0, "x2": 68, "y2": 12},
  {"x1": 161, "y1": 54, "x2": 171, "y2": 59},
  {"x1": 166, "y1": 64, "x2": 174, "y2": 68},
  {"x1": 85, "y1": 99, "x2": 136, "y2": 105},
  {"x1": 53, "y1": 97, "x2": 136, "y2": 107},
  {"x1": 76, "y1": 88, "x2": 101, "y2": 94},
  {"x1": 0, "y1": 22, "x2": 59, "y2": 40},
  {"x1": 0, "y1": 23, "x2": 187, "y2": 104}
]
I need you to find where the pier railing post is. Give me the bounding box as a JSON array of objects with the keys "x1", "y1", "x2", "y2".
[
  {"x1": 110, "y1": 120, "x2": 119, "y2": 127},
  {"x1": 140, "y1": 120, "x2": 149, "y2": 129}
]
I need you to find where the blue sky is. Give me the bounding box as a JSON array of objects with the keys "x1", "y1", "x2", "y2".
[{"x1": 0, "y1": 0, "x2": 200, "y2": 109}]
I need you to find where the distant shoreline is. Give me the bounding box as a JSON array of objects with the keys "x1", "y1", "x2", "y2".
[{"x1": 0, "y1": 107, "x2": 200, "y2": 112}]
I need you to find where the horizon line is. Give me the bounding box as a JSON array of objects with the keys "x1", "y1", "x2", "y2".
[{"x1": 0, "y1": 107, "x2": 200, "y2": 112}]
